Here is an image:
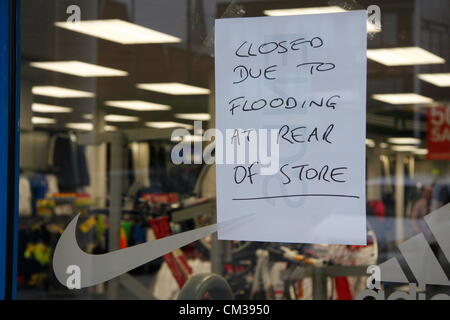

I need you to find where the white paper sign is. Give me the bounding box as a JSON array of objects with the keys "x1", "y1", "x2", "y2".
[{"x1": 214, "y1": 11, "x2": 367, "y2": 245}]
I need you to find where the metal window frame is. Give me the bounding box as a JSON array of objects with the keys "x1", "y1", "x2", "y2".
[{"x1": 0, "y1": 0, "x2": 20, "y2": 300}]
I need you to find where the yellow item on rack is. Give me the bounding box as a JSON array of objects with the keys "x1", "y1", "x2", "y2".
[
  {"x1": 24, "y1": 243, "x2": 35, "y2": 259},
  {"x1": 24, "y1": 242, "x2": 51, "y2": 266},
  {"x1": 46, "y1": 224, "x2": 64, "y2": 234},
  {"x1": 29, "y1": 273, "x2": 48, "y2": 286},
  {"x1": 119, "y1": 228, "x2": 127, "y2": 248},
  {"x1": 95, "y1": 214, "x2": 107, "y2": 245},
  {"x1": 36, "y1": 199, "x2": 56, "y2": 208},
  {"x1": 75, "y1": 198, "x2": 94, "y2": 207},
  {"x1": 35, "y1": 243, "x2": 51, "y2": 265},
  {"x1": 79, "y1": 216, "x2": 96, "y2": 233}
]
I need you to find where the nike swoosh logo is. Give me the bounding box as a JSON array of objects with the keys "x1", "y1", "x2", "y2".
[{"x1": 53, "y1": 213, "x2": 249, "y2": 288}]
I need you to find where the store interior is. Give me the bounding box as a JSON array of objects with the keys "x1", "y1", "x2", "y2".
[{"x1": 17, "y1": 0, "x2": 450, "y2": 299}]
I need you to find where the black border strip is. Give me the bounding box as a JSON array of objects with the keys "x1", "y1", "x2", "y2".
[{"x1": 5, "y1": 0, "x2": 19, "y2": 300}]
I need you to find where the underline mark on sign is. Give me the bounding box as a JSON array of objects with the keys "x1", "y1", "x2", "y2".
[{"x1": 232, "y1": 194, "x2": 360, "y2": 201}]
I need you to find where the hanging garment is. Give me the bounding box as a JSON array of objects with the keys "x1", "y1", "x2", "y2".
[
  {"x1": 29, "y1": 173, "x2": 48, "y2": 214},
  {"x1": 167, "y1": 165, "x2": 202, "y2": 195},
  {"x1": 29, "y1": 173, "x2": 48, "y2": 200},
  {"x1": 120, "y1": 220, "x2": 134, "y2": 247},
  {"x1": 77, "y1": 144, "x2": 90, "y2": 188},
  {"x1": 368, "y1": 200, "x2": 385, "y2": 219},
  {"x1": 130, "y1": 142, "x2": 150, "y2": 187},
  {"x1": 85, "y1": 145, "x2": 107, "y2": 207},
  {"x1": 19, "y1": 175, "x2": 32, "y2": 216},
  {"x1": 45, "y1": 174, "x2": 59, "y2": 197},
  {"x1": 158, "y1": 144, "x2": 168, "y2": 191},
  {"x1": 431, "y1": 183, "x2": 450, "y2": 210},
  {"x1": 52, "y1": 134, "x2": 90, "y2": 192},
  {"x1": 53, "y1": 135, "x2": 79, "y2": 191},
  {"x1": 438, "y1": 185, "x2": 450, "y2": 205},
  {"x1": 131, "y1": 223, "x2": 147, "y2": 245},
  {"x1": 149, "y1": 143, "x2": 162, "y2": 190}
]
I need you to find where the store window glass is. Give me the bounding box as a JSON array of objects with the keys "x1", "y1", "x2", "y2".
[{"x1": 17, "y1": 0, "x2": 450, "y2": 300}]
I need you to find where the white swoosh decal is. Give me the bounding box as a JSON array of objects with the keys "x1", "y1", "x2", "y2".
[{"x1": 53, "y1": 214, "x2": 249, "y2": 288}]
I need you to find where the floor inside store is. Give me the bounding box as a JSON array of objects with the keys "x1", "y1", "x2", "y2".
[{"x1": 17, "y1": 273, "x2": 158, "y2": 300}]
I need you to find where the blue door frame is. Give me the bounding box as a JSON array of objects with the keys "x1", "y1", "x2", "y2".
[{"x1": 0, "y1": 0, "x2": 20, "y2": 300}]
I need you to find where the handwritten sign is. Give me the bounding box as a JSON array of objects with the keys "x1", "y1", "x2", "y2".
[{"x1": 215, "y1": 11, "x2": 367, "y2": 245}]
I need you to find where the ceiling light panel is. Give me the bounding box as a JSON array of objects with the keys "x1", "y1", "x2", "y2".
[
  {"x1": 414, "y1": 149, "x2": 428, "y2": 155},
  {"x1": 30, "y1": 60, "x2": 128, "y2": 77},
  {"x1": 264, "y1": 7, "x2": 380, "y2": 33},
  {"x1": 418, "y1": 73, "x2": 450, "y2": 87},
  {"x1": 365, "y1": 139, "x2": 375, "y2": 147},
  {"x1": 264, "y1": 6, "x2": 345, "y2": 16},
  {"x1": 32, "y1": 86, "x2": 94, "y2": 98},
  {"x1": 175, "y1": 113, "x2": 211, "y2": 121},
  {"x1": 105, "y1": 125, "x2": 117, "y2": 131},
  {"x1": 372, "y1": 93, "x2": 433, "y2": 105},
  {"x1": 136, "y1": 82, "x2": 210, "y2": 95},
  {"x1": 387, "y1": 137, "x2": 421, "y2": 145},
  {"x1": 32, "y1": 103, "x2": 73, "y2": 113},
  {"x1": 32, "y1": 117, "x2": 56, "y2": 124},
  {"x1": 105, "y1": 100, "x2": 171, "y2": 111},
  {"x1": 66, "y1": 123, "x2": 93, "y2": 131},
  {"x1": 65, "y1": 123, "x2": 118, "y2": 131},
  {"x1": 391, "y1": 145, "x2": 418, "y2": 152},
  {"x1": 367, "y1": 47, "x2": 445, "y2": 66},
  {"x1": 54, "y1": 19, "x2": 181, "y2": 44},
  {"x1": 145, "y1": 121, "x2": 193, "y2": 129},
  {"x1": 105, "y1": 114, "x2": 139, "y2": 122}
]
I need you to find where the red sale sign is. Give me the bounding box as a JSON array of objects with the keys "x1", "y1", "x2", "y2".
[{"x1": 427, "y1": 105, "x2": 450, "y2": 160}]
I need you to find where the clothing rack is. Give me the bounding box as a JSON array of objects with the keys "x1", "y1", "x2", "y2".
[{"x1": 77, "y1": 128, "x2": 219, "y2": 299}]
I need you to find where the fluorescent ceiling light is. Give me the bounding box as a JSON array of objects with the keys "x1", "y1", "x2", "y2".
[
  {"x1": 32, "y1": 103, "x2": 73, "y2": 113},
  {"x1": 171, "y1": 135, "x2": 204, "y2": 142},
  {"x1": 32, "y1": 117, "x2": 56, "y2": 124},
  {"x1": 105, "y1": 100, "x2": 171, "y2": 111},
  {"x1": 367, "y1": 47, "x2": 445, "y2": 66},
  {"x1": 418, "y1": 73, "x2": 450, "y2": 87},
  {"x1": 145, "y1": 121, "x2": 193, "y2": 129},
  {"x1": 388, "y1": 137, "x2": 421, "y2": 145},
  {"x1": 105, "y1": 125, "x2": 117, "y2": 131},
  {"x1": 66, "y1": 123, "x2": 93, "y2": 131},
  {"x1": 372, "y1": 93, "x2": 433, "y2": 105},
  {"x1": 175, "y1": 113, "x2": 210, "y2": 121},
  {"x1": 365, "y1": 138, "x2": 375, "y2": 148},
  {"x1": 264, "y1": 6, "x2": 345, "y2": 16},
  {"x1": 32, "y1": 86, "x2": 94, "y2": 98},
  {"x1": 54, "y1": 19, "x2": 181, "y2": 44},
  {"x1": 105, "y1": 114, "x2": 139, "y2": 122},
  {"x1": 391, "y1": 145, "x2": 418, "y2": 152},
  {"x1": 136, "y1": 82, "x2": 210, "y2": 95},
  {"x1": 379, "y1": 142, "x2": 389, "y2": 149},
  {"x1": 83, "y1": 114, "x2": 94, "y2": 120},
  {"x1": 30, "y1": 60, "x2": 128, "y2": 77},
  {"x1": 263, "y1": 7, "x2": 380, "y2": 33},
  {"x1": 65, "y1": 123, "x2": 118, "y2": 131},
  {"x1": 413, "y1": 148, "x2": 428, "y2": 155}
]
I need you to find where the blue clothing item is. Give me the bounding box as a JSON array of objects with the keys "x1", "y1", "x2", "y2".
[
  {"x1": 29, "y1": 173, "x2": 48, "y2": 215},
  {"x1": 437, "y1": 184, "x2": 450, "y2": 204},
  {"x1": 433, "y1": 183, "x2": 450, "y2": 205},
  {"x1": 132, "y1": 224, "x2": 147, "y2": 244},
  {"x1": 29, "y1": 173, "x2": 48, "y2": 200}
]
